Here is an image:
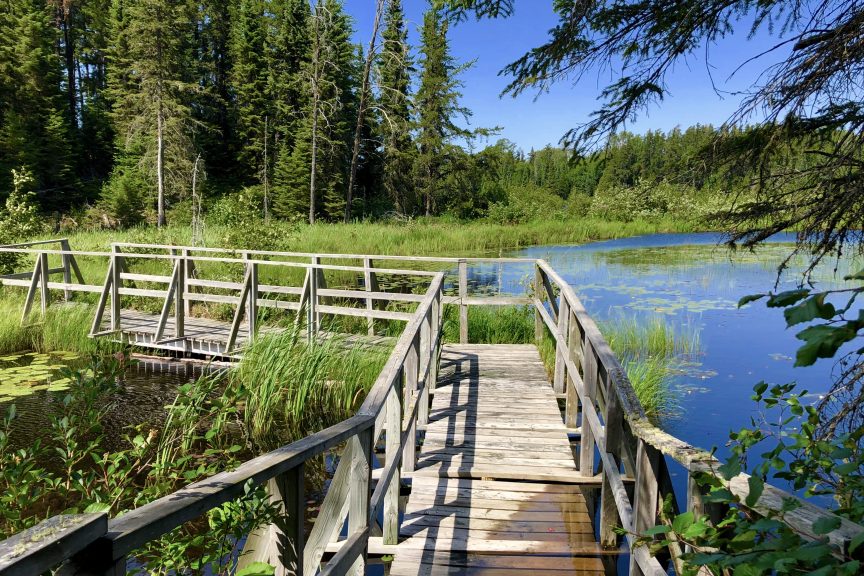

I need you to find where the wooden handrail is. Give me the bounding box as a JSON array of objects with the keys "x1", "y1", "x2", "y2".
[{"x1": 532, "y1": 258, "x2": 864, "y2": 570}]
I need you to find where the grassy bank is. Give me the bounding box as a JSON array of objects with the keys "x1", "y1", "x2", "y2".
[
  {"x1": 0, "y1": 299, "x2": 122, "y2": 355},
  {"x1": 54, "y1": 216, "x2": 698, "y2": 257}
]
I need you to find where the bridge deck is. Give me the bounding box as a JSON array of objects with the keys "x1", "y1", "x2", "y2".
[
  {"x1": 389, "y1": 344, "x2": 607, "y2": 576},
  {"x1": 99, "y1": 310, "x2": 393, "y2": 355}
]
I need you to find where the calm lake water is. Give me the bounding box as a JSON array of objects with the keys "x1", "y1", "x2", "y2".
[{"x1": 503, "y1": 232, "x2": 858, "y2": 461}]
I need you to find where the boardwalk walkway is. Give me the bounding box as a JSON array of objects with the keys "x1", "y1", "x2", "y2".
[{"x1": 389, "y1": 344, "x2": 608, "y2": 575}]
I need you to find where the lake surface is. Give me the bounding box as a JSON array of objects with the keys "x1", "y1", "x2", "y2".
[{"x1": 504, "y1": 232, "x2": 858, "y2": 462}]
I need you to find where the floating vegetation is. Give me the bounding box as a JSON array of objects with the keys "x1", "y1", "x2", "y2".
[{"x1": 0, "y1": 352, "x2": 83, "y2": 402}]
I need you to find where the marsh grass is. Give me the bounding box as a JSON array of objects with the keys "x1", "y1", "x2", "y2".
[
  {"x1": 57, "y1": 217, "x2": 697, "y2": 258},
  {"x1": 442, "y1": 305, "x2": 535, "y2": 344},
  {"x1": 600, "y1": 315, "x2": 700, "y2": 419},
  {"x1": 229, "y1": 325, "x2": 389, "y2": 451}
]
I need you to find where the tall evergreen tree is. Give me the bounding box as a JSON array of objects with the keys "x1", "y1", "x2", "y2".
[
  {"x1": 0, "y1": 0, "x2": 75, "y2": 209},
  {"x1": 274, "y1": 0, "x2": 357, "y2": 223},
  {"x1": 229, "y1": 0, "x2": 270, "y2": 183},
  {"x1": 415, "y1": 6, "x2": 472, "y2": 216},
  {"x1": 377, "y1": 0, "x2": 414, "y2": 215},
  {"x1": 104, "y1": 0, "x2": 200, "y2": 227}
]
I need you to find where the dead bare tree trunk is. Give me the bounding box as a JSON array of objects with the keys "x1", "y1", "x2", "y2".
[
  {"x1": 263, "y1": 115, "x2": 270, "y2": 222},
  {"x1": 345, "y1": 0, "x2": 385, "y2": 223}
]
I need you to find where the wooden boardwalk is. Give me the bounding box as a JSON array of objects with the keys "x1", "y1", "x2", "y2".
[{"x1": 389, "y1": 345, "x2": 608, "y2": 576}]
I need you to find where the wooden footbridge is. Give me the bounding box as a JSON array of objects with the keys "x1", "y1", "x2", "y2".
[{"x1": 0, "y1": 240, "x2": 861, "y2": 576}]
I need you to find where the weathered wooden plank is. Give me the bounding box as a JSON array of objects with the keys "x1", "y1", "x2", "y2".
[{"x1": 0, "y1": 514, "x2": 107, "y2": 576}]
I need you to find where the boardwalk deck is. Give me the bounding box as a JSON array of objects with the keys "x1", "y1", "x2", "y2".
[
  {"x1": 389, "y1": 344, "x2": 608, "y2": 576},
  {"x1": 99, "y1": 310, "x2": 393, "y2": 355}
]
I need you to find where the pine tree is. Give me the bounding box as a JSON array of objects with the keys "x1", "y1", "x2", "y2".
[
  {"x1": 415, "y1": 6, "x2": 471, "y2": 216},
  {"x1": 377, "y1": 0, "x2": 415, "y2": 215},
  {"x1": 104, "y1": 0, "x2": 200, "y2": 227}
]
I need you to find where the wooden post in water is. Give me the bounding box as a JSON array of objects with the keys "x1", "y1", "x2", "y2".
[{"x1": 458, "y1": 259, "x2": 468, "y2": 344}]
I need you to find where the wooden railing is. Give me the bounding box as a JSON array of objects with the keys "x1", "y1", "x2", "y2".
[
  {"x1": 0, "y1": 259, "x2": 444, "y2": 576},
  {"x1": 532, "y1": 259, "x2": 864, "y2": 575}
]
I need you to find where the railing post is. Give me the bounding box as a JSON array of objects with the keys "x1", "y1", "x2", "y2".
[
  {"x1": 274, "y1": 464, "x2": 305, "y2": 576},
  {"x1": 553, "y1": 297, "x2": 570, "y2": 394},
  {"x1": 349, "y1": 428, "x2": 373, "y2": 575},
  {"x1": 182, "y1": 248, "x2": 193, "y2": 317},
  {"x1": 312, "y1": 256, "x2": 323, "y2": 330},
  {"x1": 579, "y1": 340, "x2": 597, "y2": 476},
  {"x1": 37, "y1": 251, "x2": 49, "y2": 315},
  {"x1": 429, "y1": 290, "x2": 441, "y2": 396},
  {"x1": 310, "y1": 260, "x2": 319, "y2": 337},
  {"x1": 61, "y1": 239, "x2": 72, "y2": 302},
  {"x1": 534, "y1": 262, "x2": 543, "y2": 341},
  {"x1": 402, "y1": 341, "x2": 418, "y2": 473},
  {"x1": 175, "y1": 255, "x2": 185, "y2": 340},
  {"x1": 419, "y1": 311, "x2": 431, "y2": 426},
  {"x1": 248, "y1": 262, "x2": 258, "y2": 340},
  {"x1": 630, "y1": 440, "x2": 662, "y2": 576},
  {"x1": 384, "y1": 389, "x2": 402, "y2": 545},
  {"x1": 363, "y1": 257, "x2": 377, "y2": 336},
  {"x1": 110, "y1": 250, "x2": 121, "y2": 332},
  {"x1": 458, "y1": 259, "x2": 468, "y2": 344},
  {"x1": 600, "y1": 371, "x2": 624, "y2": 547},
  {"x1": 565, "y1": 307, "x2": 581, "y2": 428}
]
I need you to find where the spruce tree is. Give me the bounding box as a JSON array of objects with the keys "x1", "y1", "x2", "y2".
[
  {"x1": 377, "y1": 0, "x2": 415, "y2": 215},
  {"x1": 104, "y1": 0, "x2": 200, "y2": 227},
  {"x1": 0, "y1": 0, "x2": 74, "y2": 209},
  {"x1": 415, "y1": 6, "x2": 471, "y2": 216},
  {"x1": 230, "y1": 0, "x2": 270, "y2": 183}
]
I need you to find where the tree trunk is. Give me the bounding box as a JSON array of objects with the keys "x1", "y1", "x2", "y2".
[
  {"x1": 61, "y1": 8, "x2": 77, "y2": 129},
  {"x1": 157, "y1": 105, "x2": 166, "y2": 228},
  {"x1": 345, "y1": 0, "x2": 385, "y2": 223}
]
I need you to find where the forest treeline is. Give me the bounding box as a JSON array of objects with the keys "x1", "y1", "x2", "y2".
[{"x1": 0, "y1": 0, "x2": 787, "y2": 232}]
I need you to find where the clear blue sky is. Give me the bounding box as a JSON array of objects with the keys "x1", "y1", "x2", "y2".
[{"x1": 349, "y1": 1, "x2": 791, "y2": 152}]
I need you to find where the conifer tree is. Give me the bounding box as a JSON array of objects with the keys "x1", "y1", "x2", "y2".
[
  {"x1": 0, "y1": 0, "x2": 74, "y2": 209},
  {"x1": 230, "y1": 0, "x2": 270, "y2": 183},
  {"x1": 415, "y1": 6, "x2": 472, "y2": 216},
  {"x1": 275, "y1": 0, "x2": 357, "y2": 223},
  {"x1": 104, "y1": 0, "x2": 200, "y2": 227},
  {"x1": 377, "y1": 0, "x2": 415, "y2": 215}
]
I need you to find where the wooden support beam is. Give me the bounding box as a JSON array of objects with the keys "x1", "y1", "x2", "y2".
[
  {"x1": 348, "y1": 429, "x2": 373, "y2": 575},
  {"x1": 383, "y1": 390, "x2": 401, "y2": 545},
  {"x1": 458, "y1": 259, "x2": 468, "y2": 344},
  {"x1": 363, "y1": 257, "x2": 377, "y2": 336}
]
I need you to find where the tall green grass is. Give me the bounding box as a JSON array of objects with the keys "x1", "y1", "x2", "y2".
[
  {"x1": 600, "y1": 315, "x2": 700, "y2": 420},
  {"x1": 55, "y1": 216, "x2": 697, "y2": 257},
  {"x1": 442, "y1": 305, "x2": 535, "y2": 344},
  {"x1": 0, "y1": 297, "x2": 120, "y2": 354},
  {"x1": 229, "y1": 326, "x2": 389, "y2": 451}
]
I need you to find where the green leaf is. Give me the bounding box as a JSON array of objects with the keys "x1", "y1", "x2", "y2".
[
  {"x1": 235, "y1": 563, "x2": 276, "y2": 576},
  {"x1": 767, "y1": 289, "x2": 810, "y2": 308},
  {"x1": 784, "y1": 293, "x2": 837, "y2": 327},
  {"x1": 718, "y1": 458, "x2": 741, "y2": 481},
  {"x1": 812, "y1": 516, "x2": 841, "y2": 535},
  {"x1": 795, "y1": 324, "x2": 860, "y2": 366},
  {"x1": 844, "y1": 269, "x2": 864, "y2": 281},
  {"x1": 83, "y1": 502, "x2": 111, "y2": 513},
  {"x1": 849, "y1": 531, "x2": 864, "y2": 554},
  {"x1": 738, "y1": 293, "x2": 766, "y2": 308},
  {"x1": 642, "y1": 525, "x2": 671, "y2": 536},
  {"x1": 672, "y1": 511, "x2": 694, "y2": 533},
  {"x1": 745, "y1": 475, "x2": 764, "y2": 508}
]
